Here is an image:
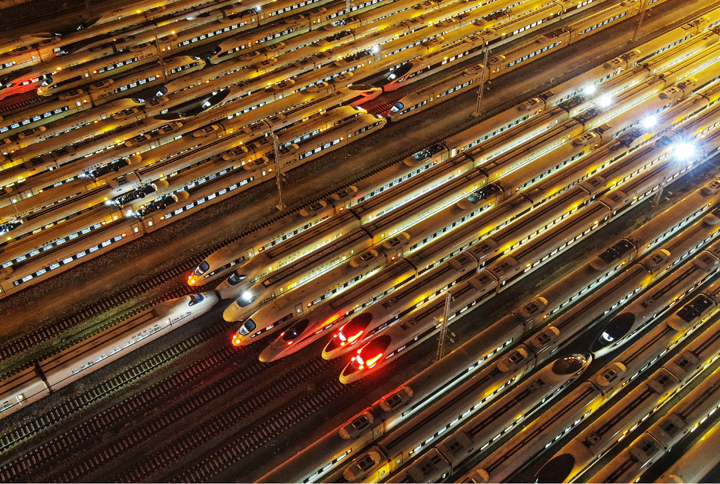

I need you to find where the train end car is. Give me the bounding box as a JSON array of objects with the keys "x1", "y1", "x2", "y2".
[
  {"x1": 39, "y1": 292, "x2": 217, "y2": 392},
  {"x1": 0, "y1": 367, "x2": 49, "y2": 420}
]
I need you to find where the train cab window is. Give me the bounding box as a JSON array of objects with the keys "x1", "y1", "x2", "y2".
[
  {"x1": 239, "y1": 319, "x2": 256, "y2": 335},
  {"x1": 283, "y1": 319, "x2": 309, "y2": 341},
  {"x1": 390, "y1": 102, "x2": 404, "y2": 113},
  {"x1": 188, "y1": 294, "x2": 205, "y2": 306},
  {"x1": 229, "y1": 271, "x2": 247, "y2": 285},
  {"x1": 195, "y1": 261, "x2": 210, "y2": 275},
  {"x1": 238, "y1": 293, "x2": 257, "y2": 307}
]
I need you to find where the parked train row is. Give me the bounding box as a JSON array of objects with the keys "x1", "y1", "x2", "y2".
[
  {"x1": 0, "y1": 0, "x2": 701, "y2": 298},
  {"x1": 0, "y1": 0, "x2": 651, "y2": 188},
  {"x1": 0, "y1": 291, "x2": 218, "y2": 419},
  {"x1": 253, "y1": 82, "x2": 720, "y2": 363},
  {"x1": 257, "y1": 172, "x2": 720, "y2": 483},
  {"x1": 216, "y1": 48, "x2": 720, "y2": 351},
  {"x1": 190, "y1": 12, "x2": 720, "y2": 291},
  {"x1": 0, "y1": 0, "x2": 623, "y2": 148}
]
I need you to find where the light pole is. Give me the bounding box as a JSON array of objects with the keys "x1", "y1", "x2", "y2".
[
  {"x1": 272, "y1": 130, "x2": 285, "y2": 211},
  {"x1": 648, "y1": 141, "x2": 695, "y2": 221},
  {"x1": 153, "y1": 25, "x2": 168, "y2": 85},
  {"x1": 472, "y1": 36, "x2": 490, "y2": 118},
  {"x1": 82, "y1": 0, "x2": 94, "y2": 18},
  {"x1": 632, "y1": 0, "x2": 648, "y2": 42},
  {"x1": 436, "y1": 291, "x2": 452, "y2": 362}
]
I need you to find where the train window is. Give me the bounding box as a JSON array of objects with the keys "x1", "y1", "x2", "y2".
[{"x1": 188, "y1": 294, "x2": 205, "y2": 306}]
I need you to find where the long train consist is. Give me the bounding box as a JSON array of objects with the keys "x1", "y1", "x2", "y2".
[
  {"x1": 588, "y1": 330, "x2": 720, "y2": 483},
  {"x1": 190, "y1": 12, "x2": 720, "y2": 294},
  {"x1": 534, "y1": 241, "x2": 720, "y2": 482},
  {"x1": 223, "y1": 53, "x2": 720, "y2": 349},
  {"x1": 380, "y1": 199, "x2": 720, "y2": 482},
  {"x1": 0, "y1": 291, "x2": 218, "y2": 420},
  {"x1": 0, "y1": 0, "x2": 702, "y2": 299},
  {"x1": 256, "y1": 175, "x2": 720, "y2": 483},
  {"x1": 458, "y1": 274, "x2": 720, "y2": 483}
]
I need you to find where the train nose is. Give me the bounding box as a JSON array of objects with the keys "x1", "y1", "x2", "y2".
[
  {"x1": 535, "y1": 454, "x2": 576, "y2": 483},
  {"x1": 258, "y1": 345, "x2": 279, "y2": 363},
  {"x1": 551, "y1": 353, "x2": 592, "y2": 375},
  {"x1": 591, "y1": 312, "x2": 636, "y2": 356}
]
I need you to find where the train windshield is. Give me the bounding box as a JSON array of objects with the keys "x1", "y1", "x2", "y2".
[
  {"x1": 195, "y1": 261, "x2": 210, "y2": 275},
  {"x1": 390, "y1": 102, "x2": 404, "y2": 113},
  {"x1": 228, "y1": 271, "x2": 247, "y2": 285},
  {"x1": 237, "y1": 291, "x2": 257, "y2": 306},
  {"x1": 282, "y1": 319, "x2": 309, "y2": 341},
  {"x1": 188, "y1": 294, "x2": 205, "y2": 306},
  {"x1": 239, "y1": 319, "x2": 256, "y2": 335}
]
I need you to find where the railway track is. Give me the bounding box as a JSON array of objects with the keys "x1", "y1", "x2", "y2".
[
  {"x1": 0, "y1": 319, "x2": 230, "y2": 462},
  {"x1": 0, "y1": 95, "x2": 46, "y2": 116},
  {"x1": 42, "y1": 357, "x2": 341, "y2": 482},
  {"x1": 0, "y1": 257, "x2": 199, "y2": 366},
  {"x1": 2, "y1": 0, "x2": 715, "y2": 380},
  {"x1": 170, "y1": 378, "x2": 349, "y2": 483}
]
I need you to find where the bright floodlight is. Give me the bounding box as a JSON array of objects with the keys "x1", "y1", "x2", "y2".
[
  {"x1": 371, "y1": 45, "x2": 380, "y2": 54},
  {"x1": 584, "y1": 85, "x2": 597, "y2": 95},
  {"x1": 598, "y1": 95, "x2": 612, "y2": 108},
  {"x1": 674, "y1": 141, "x2": 696, "y2": 161},
  {"x1": 642, "y1": 116, "x2": 656, "y2": 129},
  {"x1": 242, "y1": 291, "x2": 253, "y2": 301}
]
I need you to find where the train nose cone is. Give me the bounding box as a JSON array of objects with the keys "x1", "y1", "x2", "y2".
[
  {"x1": 259, "y1": 345, "x2": 278, "y2": 363},
  {"x1": 535, "y1": 454, "x2": 576, "y2": 483},
  {"x1": 551, "y1": 353, "x2": 592, "y2": 375},
  {"x1": 591, "y1": 312, "x2": 636, "y2": 356}
]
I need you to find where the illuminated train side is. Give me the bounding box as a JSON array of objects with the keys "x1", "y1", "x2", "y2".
[{"x1": 0, "y1": 292, "x2": 218, "y2": 420}]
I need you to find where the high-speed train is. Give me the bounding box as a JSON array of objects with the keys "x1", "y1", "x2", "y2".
[
  {"x1": 460, "y1": 285, "x2": 720, "y2": 483},
  {"x1": 0, "y1": 291, "x2": 217, "y2": 419},
  {"x1": 1, "y1": 0, "x2": 708, "y2": 183},
  {"x1": 227, "y1": 58, "x2": 720, "y2": 348},
  {"x1": 588, "y1": 324, "x2": 720, "y2": 483},
  {"x1": 256, "y1": 175, "x2": 720, "y2": 484},
  {"x1": 0, "y1": 0, "x2": 225, "y2": 84},
  {"x1": 262, "y1": 89, "x2": 720, "y2": 364},
  {"x1": 653, "y1": 390, "x2": 720, "y2": 483},
  {"x1": 311, "y1": 84, "x2": 720, "y2": 362},
  {"x1": 0, "y1": 54, "x2": 204, "y2": 140},
  {"x1": 384, "y1": 355, "x2": 590, "y2": 483},
  {"x1": 534, "y1": 240, "x2": 720, "y2": 482},
  {"x1": 0, "y1": 34, "x2": 704, "y2": 304},
  {"x1": 0, "y1": 105, "x2": 381, "y2": 243},
  {"x1": 0, "y1": 109, "x2": 386, "y2": 297},
  {"x1": 324, "y1": 110, "x2": 720, "y2": 378},
  {"x1": 31, "y1": 0, "x2": 402, "y2": 99},
  {"x1": 328, "y1": 354, "x2": 592, "y2": 483},
  {"x1": 336, "y1": 140, "x2": 707, "y2": 384},
  {"x1": 0, "y1": 0, "x2": 713, "y2": 299},
  {"x1": 189, "y1": 13, "x2": 720, "y2": 292}
]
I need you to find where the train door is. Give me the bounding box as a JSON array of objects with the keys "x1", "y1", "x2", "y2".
[
  {"x1": 82, "y1": 69, "x2": 90, "y2": 78},
  {"x1": 295, "y1": 303, "x2": 304, "y2": 315}
]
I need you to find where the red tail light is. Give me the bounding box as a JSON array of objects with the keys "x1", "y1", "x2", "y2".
[
  {"x1": 347, "y1": 330, "x2": 363, "y2": 344},
  {"x1": 366, "y1": 353, "x2": 383, "y2": 368},
  {"x1": 231, "y1": 334, "x2": 242, "y2": 346}
]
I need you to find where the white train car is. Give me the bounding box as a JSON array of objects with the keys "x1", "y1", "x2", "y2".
[{"x1": 0, "y1": 292, "x2": 218, "y2": 419}]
